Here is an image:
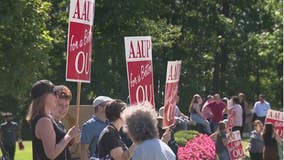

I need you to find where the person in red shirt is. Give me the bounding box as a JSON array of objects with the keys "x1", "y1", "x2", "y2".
[{"x1": 206, "y1": 94, "x2": 226, "y2": 133}]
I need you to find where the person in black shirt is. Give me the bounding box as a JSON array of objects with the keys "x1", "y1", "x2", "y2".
[
  {"x1": 96, "y1": 99, "x2": 137, "y2": 160},
  {"x1": 51, "y1": 85, "x2": 74, "y2": 160},
  {"x1": 26, "y1": 80, "x2": 80, "y2": 160}
]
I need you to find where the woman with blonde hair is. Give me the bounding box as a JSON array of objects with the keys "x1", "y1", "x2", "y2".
[
  {"x1": 189, "y1": 94, "x2": 211, "y2": 134},
  {"x1": 26, "y1": 80, "x2": 80, "y2": 160}
]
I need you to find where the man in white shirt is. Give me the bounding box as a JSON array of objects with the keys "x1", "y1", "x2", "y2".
[{"x1": 253, "y1": 94, "x2": 270, "y2": 124}]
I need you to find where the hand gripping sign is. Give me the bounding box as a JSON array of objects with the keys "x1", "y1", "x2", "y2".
[
  {"x1": 124, "y1": 36, "x2": 155, "y2": 107},
  {"x1": 66, "y1": 0, "x2": 95, "y2": 83},
  {"x1": 226, "y1": 130, "x2": 245, "y2": 160},
  {"x1": 163, "y1": 61, "x2": 182, "y2": 128},
  {"x1": 265, "y1": 109, "x2": 283, "y2": 139}
]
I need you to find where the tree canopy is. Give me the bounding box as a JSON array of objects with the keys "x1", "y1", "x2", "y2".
[{"x1": 0, "y1": 0, "x2": 282, "y2": 122}]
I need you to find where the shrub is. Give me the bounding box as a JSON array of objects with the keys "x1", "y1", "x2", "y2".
[
  {"x1": 177, "y1": 134, "x2": 216, "y2": 160},
  {"x1": 174, "y1": 130, "x2": 199, "y2": 146}
]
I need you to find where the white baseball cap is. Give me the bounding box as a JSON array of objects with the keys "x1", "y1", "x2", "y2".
[{"x1": 92, "y1": 96, "x2": 112, "y2": 108}]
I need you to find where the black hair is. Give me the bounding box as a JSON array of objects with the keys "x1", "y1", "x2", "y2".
[{"x1": 105, "y1": 99, "x2": 126, "y2": 122}]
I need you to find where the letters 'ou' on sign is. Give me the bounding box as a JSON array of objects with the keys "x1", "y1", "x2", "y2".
[
  {"x1": 163, "y1": 61, "x2": 182, "y2": 128},
  {"x1": 124, "y1": 36, "x2": 155, "y2": 107},
  {"x1": 226, "y1": 130, "x2": 245, "y2": 160},
  {"x1": 66, "y1": 0, "x2": 95, "y2": 83}
]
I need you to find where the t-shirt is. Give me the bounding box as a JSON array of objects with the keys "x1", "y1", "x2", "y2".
[
  {"x1": 175, "y1": 106, "x2": 181, "y2": 117},
  {"x1": 132, "y1": 139, "x2": 176, "y2": 160},
  {"x1": 231, "y1": 104, "x2": 243, "y2": 127},
  {"x1": 0, "y1": 121, "x2": 18, "y2": 145},
  {"x1": 207, "y1": 101, "x2": 226, "y2": 122},
  {"x1": 249, "y1": 130, "x2": 264, "y2": 153},
  {"x1": 253, "y1": 101, "x2": 270, "y2": 117},
  {"x1": 81, "y1": 116, "x2": 108, "y2": 158},
  {"x1": 97, "y1": 125, "x2": 128, "y2": 159}
]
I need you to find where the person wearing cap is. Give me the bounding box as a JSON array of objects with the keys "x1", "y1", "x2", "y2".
[
  {"x1": 238, "y1": 93, "x2": 250, "y2": 133},
  {"x1": 80, "y1": 96, "x2": 112, "y2": 160},
  {"x1": 0, "y1": 112, "x2": 21, "y2": 160},
  {"x1": 26, "y1": 79, "x2": 80, "y2": 160},
  {"x1": 50, "y1": 85, "x2": 73, "y2": 160}
]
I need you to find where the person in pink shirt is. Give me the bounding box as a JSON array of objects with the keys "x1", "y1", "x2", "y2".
[
  {"x1": 230, "y1": 96, "x2": 243, "y2": 137},
  {"x1": 206, "y1": 94, "x2": 226, "y2": 132},
  {"x1": 201, "y1": 95, "x2": 214, "y2": 120}
]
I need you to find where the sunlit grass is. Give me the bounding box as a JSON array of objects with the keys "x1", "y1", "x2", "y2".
[
  {"x1": 0, "y1": 141, "x2": 32, "y2": 160},
  {"x1": 0, "y1": 139, "x2": 250, "y2": 160}
]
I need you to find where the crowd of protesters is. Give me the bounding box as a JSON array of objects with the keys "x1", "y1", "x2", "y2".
[{"x1": 0, "y1": 79, "x2": 282, "y2": 160}]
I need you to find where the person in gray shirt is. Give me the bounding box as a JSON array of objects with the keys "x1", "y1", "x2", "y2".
[
  {"x1": 125, "y1": 103, "x2": 176, "y2": 160},
  {"x1": 0, "y1": 112, "x2": 21, "y2": 160}
]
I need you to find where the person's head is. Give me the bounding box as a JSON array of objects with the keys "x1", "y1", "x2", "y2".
[
  {"x1": 156, "y1": 115, "x2": 163, "y2": 128},
  {"x1": 105, "y1": 99, "x2": 127, "y2": 125},
  {"x1": 124, "y1": 103, "x2": 159, "y2": 143},
  {"x1": 206, "y1": 95, "x2": 214, "y2": 102},
  {"x1": 5, "y1": 112, "x2": 13, "y2": 122},
  {"x1": 258, "y1": 94, "x2": 265, "y2": 103},
  {"x1": 253, "y1": 120, "x2": 263, "y2": 133},
  {"x1": 263, "y1": 123, "x2": 274, "y2": 139},
  {"x1": 231, "y1": 96, "x2": 239, "y2": 105},
  {"x1": 176, "y1": 95, "x2": 180, "y2": 104},
  {"x1": 192, "y1": 94, "x2": 202, "y2": 104},
  {"x1": 92, "y1": 96, "x2": 112, "y2": 118},
  {"x1": 238, "y1": 93, "x2": 245, "y2": 102},
  {"x1": 222, "y1": 97, "x2": 229, "y2": 106},
  {"x1": 51, "y1": 85, "x2": 72, "y2": 121},
  {"x1": 26, "y1": 79, "x2": 57, "y2": 123},
  {"x1": 189, "y1": 94, "x2": 202, "y2": 113},
  {"x1": 217, "y1": 121, "x2": 226, "y2": 132},
  {"x1": 214, "y1": 93, "x2": 221, "y2": 103}
]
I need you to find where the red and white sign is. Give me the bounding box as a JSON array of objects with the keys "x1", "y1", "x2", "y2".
[
  {"x1": 66, "y1": 0, "x2": 95, "y2": 83},
  {"x1": 228, "y1": 107, "x2": 233, "y2": 130},
  {"x1": 124, "y1": 36, "x2": 155, "y2": 107},
  {"x1": 163, "y1": 61, "x2": 182, "y2": 128},
  {"x1": 226, "y1": 130, "x2": 245, "y2": 160},
  {"x1": 265, "y1": 109, "x2": 283, "y2": 139}
]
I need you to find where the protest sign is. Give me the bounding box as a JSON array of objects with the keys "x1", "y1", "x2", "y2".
[
  {"x1": 66, "y1": 0, "x2": 95, "y2": 83},
  {"x1": 265, "y1": 109, "x2": 283, "y2": 139},
  {"x1": 226, "y1": 130, "x2": 245, "y2": 160},
  {"x1": 124, "y1": 36, "x2": 155, "y2": 107},
  {"x1": 228, "y1": 107, "x2": 233, "y2": 130},
  {"x1": 163, "y1": 61, "x2": 182, "y2": 128}
]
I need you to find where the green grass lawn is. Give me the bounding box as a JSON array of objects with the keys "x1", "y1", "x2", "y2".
[
  {"x1": 242, "y1": 138, "x2": 250, "y2": 160},
  {"x1": 0, "y1": 139, "x2": 250, "y2": 160},
  {"x1": 0, "y1": 141, "x2": 32, "y2": 160},
  {"x1": 15, "y1": 141, "x2": 32, "y2": 160}
]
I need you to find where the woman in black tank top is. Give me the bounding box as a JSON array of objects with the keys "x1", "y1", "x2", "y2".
[{"x1": 26, "y1": 80, "x2": 80, "y2": 160}]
